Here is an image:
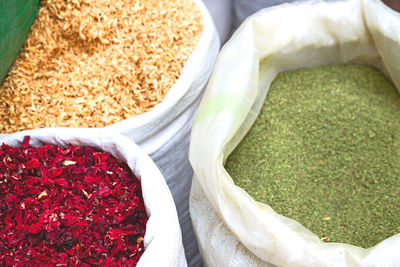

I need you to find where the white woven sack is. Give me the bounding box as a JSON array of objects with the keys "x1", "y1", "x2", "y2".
[
  {"x1": 0, "y1": 128, "x2": 186, "y2": 267},
  {"x1": 189, "y1": 0, "x2": 400, "y2": 266},
  {"x1": 102, "y1": 0, "x2": 219, "y2": 265}
]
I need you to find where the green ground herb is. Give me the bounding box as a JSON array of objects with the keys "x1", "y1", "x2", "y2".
[{"x1": 225, "y1": 64, "x2": 400, "y2": 248}]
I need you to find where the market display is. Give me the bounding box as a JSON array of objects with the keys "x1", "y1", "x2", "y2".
[{"x1": 3, "y1": 0, "x2": 400, "y2": 265}]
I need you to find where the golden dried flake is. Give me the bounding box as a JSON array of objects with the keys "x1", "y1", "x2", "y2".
[
  {"x1": 322, "y1": 216, "x2": 331, "y2": 221},
  {"x1": 0, "y1": 0, "x2": 203, "y2": 133},
  {"x1": 62, "y1": 160, "x2": 76, "y2": 166},
  {"x1": 321, "y1": 236, "x2": 330, "y2": 242},
  {"x1": 82, "y1": 189, "x2": 90, "y2": 198},
  {"x1": 38, "y1": 191, "x2": 48, "y2": 199}
]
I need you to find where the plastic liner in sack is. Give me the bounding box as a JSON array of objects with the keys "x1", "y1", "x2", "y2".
[
  {"x1": 0, "y1": 0, "x2": 39, "y2": 84},
  {"x1": 0, "y1": 128, "x2": 186, "y2": 267},
  {"x1": 189, "y1": 0, "x2": 400, "y2": 266},
  {"x1": 101, "y1": 0, "x2": 219, "y2": 265}
]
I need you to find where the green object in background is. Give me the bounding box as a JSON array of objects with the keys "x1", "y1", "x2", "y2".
[
  {"x1": 0, "y1": 0, "x2": 40, "y2": 84},
  {"x1": 225, "y1": 64, "x2": 400, "y2": 248}
]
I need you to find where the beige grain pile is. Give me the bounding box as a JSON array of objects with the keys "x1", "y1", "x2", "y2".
[{"x1": 0, "y1": 0, "x2": 203, "y2": 132}]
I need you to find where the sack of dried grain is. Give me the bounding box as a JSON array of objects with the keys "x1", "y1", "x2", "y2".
[
  {"x1": 0, "y1": 0, "x2": 39, "y2": 83},
  {"x1": 0, "y1": 0, "x2": 219, "y2": 265},
  {"x1": 0, "y1": 128, "x2": 186, "y2": 266},
  {"x1": 189, "y1": 0, "x2": 400, "y2": 266}
]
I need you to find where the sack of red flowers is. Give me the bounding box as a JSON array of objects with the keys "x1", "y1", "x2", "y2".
[{"x1": 0, "y1": 128, "x2": 186, "y2": 266}]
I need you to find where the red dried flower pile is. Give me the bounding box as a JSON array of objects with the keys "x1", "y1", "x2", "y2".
[{"x1": 0, "y1": 136, "x2": 148, "y2": 266}]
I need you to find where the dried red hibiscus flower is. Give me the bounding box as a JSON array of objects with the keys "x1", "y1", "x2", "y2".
[{"x1": 0, "y1": 136, "x2": 148, "y2": 266}]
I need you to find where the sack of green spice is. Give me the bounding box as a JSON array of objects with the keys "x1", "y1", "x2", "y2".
[
  {"x1": 189, "y1": 0, "x2": 400, "y2": 266},
  {"x1": 0, "y1": 128, "x2": 186, "y2": 266}
]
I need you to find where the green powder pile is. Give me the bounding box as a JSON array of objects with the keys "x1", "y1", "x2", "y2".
[{"x1": 225, "y1": 64, "x2": 400, "y2": 248}]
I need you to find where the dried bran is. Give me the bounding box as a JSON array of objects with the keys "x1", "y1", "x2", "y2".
[{"x1": 0, "y1": 0, "x2": 203, "y2": 132}]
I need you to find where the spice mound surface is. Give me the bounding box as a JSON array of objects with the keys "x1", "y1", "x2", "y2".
[
  {"x1": 225, "y1": 64, "x2": 400, "y2": 248},
  {"x1": 0, "y1": 0, "x2": 203, "y2": 132},
  {"x1": 0, "y1": 136, "x2": 148, "y2": 266}
]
